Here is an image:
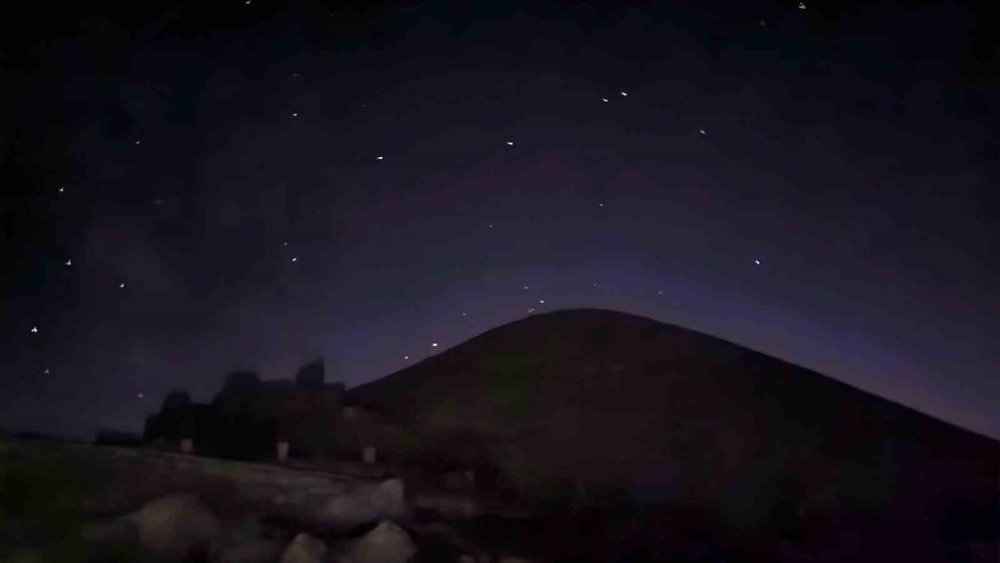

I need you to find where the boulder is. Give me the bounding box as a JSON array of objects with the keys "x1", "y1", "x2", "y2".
[
  {"x1": 127, "y1": 493, "x2": 220, "y2": 560},
  {"x1": 281, "y1": 533, "x2": 329, "y2": 563},
  {"x1": 317, "y1": 478, "x2": 406, "y2": 532},
  {"x1": 337, "y1": 521, "x2": 417, "y2": 563},
  {"x1": 211, "y1": 516, "x2": 284, "y2": 563}
]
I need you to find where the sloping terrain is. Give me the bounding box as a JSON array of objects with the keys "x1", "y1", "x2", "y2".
[{"x1": 350, "y1": 308, "x2": 999, "y2": 559}]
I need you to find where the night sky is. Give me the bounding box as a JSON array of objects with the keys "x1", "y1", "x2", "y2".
[{"x1": 2, "y1": 0, "x2": 998, "y2": 441}]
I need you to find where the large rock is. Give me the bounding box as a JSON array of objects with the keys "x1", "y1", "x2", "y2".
[
  {"x1": 337, "y1": 521, "x2": 417, "y2": 563},
  {"x1": 127, "y1": 493, "x2": 220, "y2": 560},
  {"x1": 211, "y1": 516, "x2": 284, "y2": 563},
  {"x1": 281, "y1": 533, "x2": 329, "y2": 563},
  {"x1": 317, "y1": 478, "x2": 406, "y2": 532}
]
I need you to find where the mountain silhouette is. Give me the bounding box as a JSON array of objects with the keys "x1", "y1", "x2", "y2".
[{"x1": 350, "y1": 309, "x2": 998, "y2": 555}]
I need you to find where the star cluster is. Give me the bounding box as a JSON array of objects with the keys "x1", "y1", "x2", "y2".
[{"x1": 1, "y1": 0, "x2": 998, "y2": 440}]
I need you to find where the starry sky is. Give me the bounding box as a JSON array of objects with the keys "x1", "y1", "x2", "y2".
[{"x1": 2, "y1": 0, "x2": 998, "y2": 441}]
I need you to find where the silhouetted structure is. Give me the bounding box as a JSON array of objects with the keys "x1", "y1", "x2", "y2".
[
  {"x1": 295, "y1": 359, "x2": 325, "y2": 389},
  {"x1": 141, "y1": 360, "x2": 409, "y2": 463},
  {"x1": 220, "y1": 371, "x2": 261, "y2": 396},
  {"x1": 139, "y1": 312, "x2": 1000, "y2": 561}
]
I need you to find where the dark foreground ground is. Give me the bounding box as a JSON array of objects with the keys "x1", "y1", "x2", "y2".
[{"x1": 1, "y1": 434, "x2": 996, "y2": 562}]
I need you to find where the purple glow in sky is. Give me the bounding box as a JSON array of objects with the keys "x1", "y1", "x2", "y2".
[{"x1": 1, "y1": 0, "x2": 998, "y2": 440}]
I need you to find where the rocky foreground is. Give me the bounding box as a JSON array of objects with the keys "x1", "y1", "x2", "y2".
[{"x1": 0, "y1": 435, "x2": 537, "y2": 563}]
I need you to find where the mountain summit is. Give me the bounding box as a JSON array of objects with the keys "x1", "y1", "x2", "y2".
[{"x1": 350, "y1": 309, "x2": 998, "y2": 548}]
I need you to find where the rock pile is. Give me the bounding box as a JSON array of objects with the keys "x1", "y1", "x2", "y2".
[
  {"x1": 281, "y1": 533, "x2": 328, "y2": 563},
  {"x1": 335, "y1": 521, "x2": 417, "y2": 563},
  {"x1": 126, "y1": 494, "x2": 220, "y2": 560},
  {"x1": 3, "y1": 431, "x2": 539, "y2": 563},
  {"x1": 82, "y1": 489, "x2": 421, "y2": 563},
  {"x1": 317, "y1": 478, "x2": 406, "y2": 532}
]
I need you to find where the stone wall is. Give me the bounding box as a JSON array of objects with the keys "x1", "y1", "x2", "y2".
[{"x1": 143, "y1": 360, "x2": 354, "y2": 462}]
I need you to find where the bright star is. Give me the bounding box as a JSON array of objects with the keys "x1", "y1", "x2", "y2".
[
  {"x1": 431, "y1": 342, "x2": 439, "y2": 347},
  {"x1": 291, "y1": 257, "x2": 298, "y2": 262},
  {"x1": 58, "y1": 187, "x2": 64, "y2": 193},
  {"x1": 620, "y1": 91, "x2": 628, "y2": 97},
  {"x1": 43, "y1": 368, "x2": 49, "y2": 374},
  {"x1": 699, "y1": 129, "x2": 706, "y2": 135},
  {"x1": 65, "y1": 259, "x2": 72, "y2": 266},
  {"x1": 376, "y1": 155, "x2": 383, "y2": 160},
  {"x1": 119, "y1": 282, "x2": 125, "y2": 288},
  {"x1": 404, "y1": 355, "x2": 409, "y2": 360},
  {"x1": 506, "y1": 141, "x2": 514, "y2": 146},
  {"x1": 754, "y1": 259, "x2": 761, "y2": 265},
  {"x1": 31, "y1": 326, "x2": 38, "y2": 333},
  {"x1": 539, "y1": 300, "x2": 545, "y2": 304},
  {"x1": 798, "y1": 2, "x2": 805, "y2": 9},
  {"x1": 292, "y1": 112, "x2": 298, "y2": 117},
  {"x1": 602, "y1": 97, "x2": 609, "y2": 103},
  {"x1": 134, "y1": 140, "x2": 141, "y2": 145}
]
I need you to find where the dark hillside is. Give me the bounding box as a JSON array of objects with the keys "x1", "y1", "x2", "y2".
[{"x1": 350, "y1": 309, "x2": 999, "y2": 560}]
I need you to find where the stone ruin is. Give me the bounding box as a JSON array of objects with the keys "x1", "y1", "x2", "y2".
[
  {"x1": 295, "y1": 359, "x2": 325, "y2": 389},
  {"x1": 141, "y1": 358, "x2": 415, "y2": 467}
]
